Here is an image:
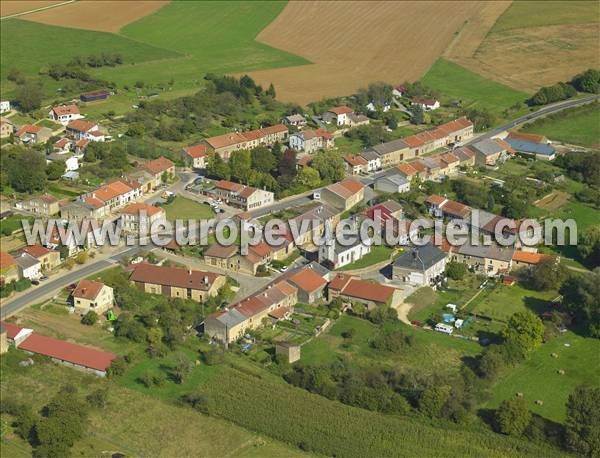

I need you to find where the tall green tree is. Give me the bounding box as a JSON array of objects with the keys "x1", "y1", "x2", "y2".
[
  {"x1": 15, "y1": 80, "x2": 43, "y2": 112},
  {"x1": 501, "y1": 311, "x2": 544, "y2": 356},
  {"x1": 5, "y1": 149, "x2": 47, "y2": 192},
  {"x1": 229, "y1": 149, "x2": 252, "y2": 184},
  {"x1": 560, "y1": 269, "x2": 600, "y2": 338},
  {"x1": 495, "y1": 397, "x2": 531, "y2": 436},
  {"x1": 251, "y1": 146, "x2": 277, "y2": 174},
  {"x1": 312, "y1": 150, "x2": 345, "y2": 183},
  {"x1": 565, "y1": 385, "x2": 600, "y2": 456}
]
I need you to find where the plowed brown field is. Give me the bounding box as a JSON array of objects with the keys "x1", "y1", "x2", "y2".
[
  {"x1": 18, "y1": 0, "x2": 169, "y2": 32},
  {"x1": 0, "y1": 1, "x2": 65, "y2": 18},
  {"x1": 242, "y1": 1, "x2": 493, "y2": 104}
]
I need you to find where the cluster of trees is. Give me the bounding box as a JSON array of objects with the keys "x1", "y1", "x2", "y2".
[
  {"x1": 1, "y1": 148, "x2": 48, "y2": 193},
  {"x1": 492, "y1": 385, "x2": 600, "y2": 456},
  {"x1": 124, "y1": 74, "x2": 287, "y2": 142},
  {"x1": 527, "y1": 258, "x2": 568, "y2": 291},
  {"x1": 555, "y1": 150, "x2": 600, "y2": 187},
  {"x1": 529, "y1": 82, "x2": 577, "y2": 106},
  {"x1": 529, "y1": 68, "x2": 599, "y2": 106},
  {"x1": 206, "y1": 145, "x2": 345, "y2": 197},
  {"x1": 478, "y1": 310, "x2": 545, "y2": 380},
  {"x1": 570, "y1": 68, "x2": 600, "y2": 94},
  {"x1": 560, "y1": 269, "x2": 600, "y2": 338},
  {"x1": 345, "y1": 124, "x2": 393, "y2": 147},
  {"x1": 284, "y1": 356, "x2": 481, "y2": 425},
  {"x1": 4, "y1": 383, "x2": 107, "y2": 457}
]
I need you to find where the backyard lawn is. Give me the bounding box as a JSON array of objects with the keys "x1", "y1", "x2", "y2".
[
  {"x1": 486, "y1": 332, "x2": 600, "y2": 423},
  {"x1": 465, "y1": 281, "x2": 558, "y2": 323},
  {"x1": 162, "y1": 196, "x2": 214, "y2": 222},
  {"x1": 301, "y1": 314, "x2": 480, "y2": 375},
  {"x1": 338, "y1": 245, "x2": 395, "y2": 271}
]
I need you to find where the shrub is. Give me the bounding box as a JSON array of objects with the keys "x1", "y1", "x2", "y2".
[{"x1": 81, "y1": 311, "x2": 98, "y2": 326}]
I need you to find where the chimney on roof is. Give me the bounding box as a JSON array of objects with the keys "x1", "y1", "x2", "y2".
[
  {"x1": 81, "y1": 288, "x2": 86, "y2": 294},
  {"x1": 188, "y1": 269, "x2": 192, "y2": 275},
  {"x1": 204, "y1": 275, "x2": 209, "y2": 284}
]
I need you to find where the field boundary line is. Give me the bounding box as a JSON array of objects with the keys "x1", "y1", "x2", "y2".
[{"x1": 1, "y1": 0, "x2": 75, "y2": 20}]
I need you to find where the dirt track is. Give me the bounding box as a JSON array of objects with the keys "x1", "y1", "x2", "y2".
[
  {"x1": 18, "y1": 0, "x2": 169, "y2": 32},
  {"x1": 242, "y1": 1, "x2": 492, "y2": 104}
]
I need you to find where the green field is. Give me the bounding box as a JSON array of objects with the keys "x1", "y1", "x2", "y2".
[
  {"x1": 556, "y1": 200, "x2": 600, "y2": 230},
  {"x1": 522, "y1": 103, "x2": 600, "y2": 147},
  {"x1": 491, "y1": 1, "x2": 599, "y2": 32},
  {"x1": 487, "y1": 332, "x2": 600, "y2": 423},
  {"x1": 0, "y1": 349, "x2": 307, "y2": 457},
  {"x1": 465, "y1": 282, "x2": 558, "y2": 323},
  {"x1": 0, "y1": 19, "x2": 179, "y2": 81},
  {"x1": 197, "y1": 363, "x2": 562, "y2": 457},
  {"x1": 162, "y1": 196, "x2": 214, "y2": 221},
  {"x1": 301, "y1": 315, "x2": 480, "y2": 375},
  {"x1": 1, "y1": 1, "x2": 309, "y2": 112},
  {"x1": 422, "y1": 58, "x2": 529, "y2": 114}
]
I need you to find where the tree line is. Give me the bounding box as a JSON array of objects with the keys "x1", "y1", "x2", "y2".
[{"x1": 528, "y1": 69, "x2": 599, "y2": 106}]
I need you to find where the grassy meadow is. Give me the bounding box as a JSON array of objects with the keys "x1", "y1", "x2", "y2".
[
  {"x1": 522, "y1": 103, "x2": 600, "y2": 147},
  {"x1": 422, "y1": 58, "x2": 529, "y2": 114},
  {"x1": 486, "y1": 332, "x2": 600, "y2": 423},
  {"x1": 1, "y1": 1, "x2": 309, "y2": 112},
  {"x1": 162, "y1": 196, "x2": 214, "y2": 222},
  {"x1": 490, "y1": 1, "x2": 600, "y2": 32},
  {"x1": 0, "y1": 349, "x2": 307, "y2": 457}
]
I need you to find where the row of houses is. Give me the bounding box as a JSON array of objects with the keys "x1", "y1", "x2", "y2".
[
  {"x1": 0, "y1": 245, "x2": 61, "y2": 284},
  {"x1": 61, "y1": 156, "x2": 175, "y2": 220},
  {"x1": 340, "y1": 117, "x2": 474, "y2": 174},
  {"x1": 208, "y1": 180, "x2": 275, "y2": 211},
  {"x1": 205, "y1": 262, "x2": 398, "y2": 344}
]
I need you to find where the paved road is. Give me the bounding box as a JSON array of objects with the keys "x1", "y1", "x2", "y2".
[
  {"x1": 464, "y1": 95, "x2": 600, "y2": 145},
  {"x1": 0, "y1": 245, "x2": 142, "y2": 320},
  {"x1": 4, "y1": 96, "x2": 596, "y2": 318}
]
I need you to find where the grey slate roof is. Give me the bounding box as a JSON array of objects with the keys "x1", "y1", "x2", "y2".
[
  {"x1": 394, "y1": 243, "x2": 446, "y2": 270},
  {"x1": 505, "y1": 139, "x2": 555, "y2": 156},
  {"x1": 216, "y1": 308, "x2": 247, "y2": 328},
  {"x1": 15, "y1": 253, "x2": 40, "y2": 270},
  {"x1": 370, "y1": 138, "x2": 409, "y2": 156},
  {"x1": 361, "y1": 150, "x2": 380, "y2": 161},
  {"x1": 378, "y1": 174, "x2": 409, "y2": 187},
  {"x1": 457, "y1": 243, "x2": 514, "y2": 262},
  {"x1": 333, "y1": 237, "x2": 368, "y2": 254},
  {"x1": 471, "y1": 138, "x2": 506, "y2": 156}
]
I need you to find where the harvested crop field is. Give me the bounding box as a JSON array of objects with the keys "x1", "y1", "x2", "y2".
[
  {"x1": 448, "y1": 1, "x2": 600, "y2": 93},
  {"x1": 19, "y1": 0, "x2": 170, "y2": 32},
  {"x1": 0, "y1": 0, "x2": 65, "y2": 18},
  {"x1": 534, "y1": 191, "x2": 570, "y2": 211},
  {"x1": 243, "y1": 1, "x2": 494, "y2": 104}
]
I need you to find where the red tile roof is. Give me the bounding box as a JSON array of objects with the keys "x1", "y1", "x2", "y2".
[
  {"x1": 397, "y1": 163, "x2": 418, "y2": 176},
  {"x1": 130, "y1": 263, "x2": 222, "y2": 291},
  {"x1": 23, "y1": 244, "x2": 52, "y2": 258},
  {"x1": 204, "y1": 243, "x2": 238, "y2": 259},
  {"x1": 84, "y1": 195, "x2": 105, "y2": 209},
  {"x1": 1, "y1": 321, "x2": 116, "y2": 372},
  {"x1": 205, "y1": 131, "x2": 247, "y2": 149},
  {"x1": 402, "y1": 135, "x2": 424, "y2": 148},
  {"x1": 20, "y1": 333, "x2": 116, "y2": 371},
  {"x1": 0, "y1": 252, "x2": 16, "y2": 270},
  {"x1": 16, "y1": 124, "x2": 42, "y2": 136},
  {"x1": 73, "y1": 279, "x2": 105, "y2": 300},
  {"x1": 215, "y1": 180, "x2": 244, "y2": 192},
  {"x1": 426, "y1": 194, "x2": 447, "y2": 206},
  {"x1": 331, "y1": 275, "x2": 396, "y2": 304},
  {"x1": 512, "y1": 251, "x2": 553, "y2": 265},
  {"x1": 507, "y1": 131, "x2": 546, "y2": 144},
  {"x1": 268, "y1": 306, "x2": 291, "y2": 320},
  {"x1": 441, "y1": 199, "x2": 471, "y2": 219},
  {"x1": 328, "y1": 273, "x2": 352, "y2": 291},
  {"x1": 52, "y1": 104, "x2": 80, "y2": 116},
  {"x1": 329, "y1": 106, "x2": 353, "y2": 115},
  {"x1": 67, "y1": 119, "x2": 97, "y2": 132},
  {"x1": 143, "y1": 156, "x2": 174, "y2": 175},
  {"x1": 344, "y1": 154, "x2": 368, "y2": 167},
  {"x1": 183, "y1": 144, "x2": 208, "y2": 158},
  {"x1": 122, "y1": 203, "x2": 164, "y2": 217},
  {"x1": 287, "y1": 267, "x2": 327, "y2": 293}
]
